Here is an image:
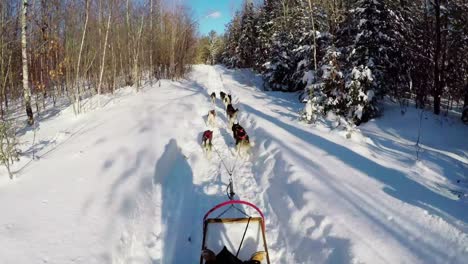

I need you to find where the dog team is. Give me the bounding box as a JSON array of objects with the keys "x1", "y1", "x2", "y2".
[{"x1": 202, "y1": 91, "x2": 251, "y2": 157}]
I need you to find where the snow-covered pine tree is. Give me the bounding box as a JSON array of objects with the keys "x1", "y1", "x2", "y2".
[
  {"x1": 263, "y1": 0, "x2": 318, "y2": 91},
  {"x1": 345, "y1": 65, "x2": 375, "y2": 124},
  {"x1": 335, "y1": 0, "x2": 408, "y2": 123},
  {"x1": 221, "y1": 12, "x2": 242, "y2": 68},
  {"x1": 293, "y1": 1, "x2": 329, "y2": 93},
  {"x1": 237, "y1": 1, "x2": 258, "y2": 68},
  {"x1": 254, "y1": 0, "x2": 279, "y2": 73},
  {"x1": 263, "y1": 30, "x2": 295, "y2": 91},
  {"x1": 310, "y1": 46, "x2": 346, "y2": 116}
]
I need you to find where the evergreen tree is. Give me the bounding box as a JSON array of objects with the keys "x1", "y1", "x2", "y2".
[
  {"x1": 254, "y1": 0, "x2": 279, "y2": 72},
  {"x1": 310, "y1": 46, "x2": 346, "y2": 116},
  {"x1": 237, "y1": 1, "x2": 258, "y2": 68},
  {"x1": 263, "y1": 31, "x2": 296, "y2": 90},
  {"x1": 335, "y1": 0, "x2": 408, "y2": 123},
  {"x1": 219, "y1": 0, "x2": 468, "y2": 124},
  {"x1": 221, "y1": 12, "x2": 242, "y2": 67}
]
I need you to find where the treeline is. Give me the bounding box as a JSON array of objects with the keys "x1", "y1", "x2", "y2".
[
  {"x1": 219, "y1": 0, "x2": 468, "y2": 124},
  {"x1": 195, "y1": 30, "x2": 224, "y2": 65},
  {"x1": 0, "y1": 0, "x2": 197, "y2": 123}
]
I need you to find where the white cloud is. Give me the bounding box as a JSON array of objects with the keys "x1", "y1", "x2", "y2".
[{"x1": 206, "y1": 11, "x2": 222, "y2": 19}]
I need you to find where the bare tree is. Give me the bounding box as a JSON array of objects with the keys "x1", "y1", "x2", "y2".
[
  {"x1": 74, "y1": 0, "x2": 90, "y2": 114},
  {"x1": 98, "y1": 2, "x2": 111, "y2": 107},
  {"x1": 21, "y1": 0, "x2": 34, "y2": 125}
]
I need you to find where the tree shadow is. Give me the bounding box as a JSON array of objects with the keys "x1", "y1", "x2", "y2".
[
  {"x1": 253, "y1": 149, "x2": 351, "y2": 263},
  {"x1": 359, "y1": 108, "x2": 468, "y2": 186},
  {"x1": 241, "y1": 103, "x2": 468, "y2": 230}
]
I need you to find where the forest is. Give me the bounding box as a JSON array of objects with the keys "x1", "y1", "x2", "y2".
[
  {"x1": 0, "y1": 0, "x2": 197, "y2": 123},
  {"x1": 197, "y1": 0, "x2": 468, "y2": 125},
  {"x1": 1, "y1": 0, "x2": 467, "y2": 176}
]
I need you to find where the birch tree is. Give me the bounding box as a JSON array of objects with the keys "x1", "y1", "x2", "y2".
[
  {"x1": 21, "y1": 0, "x2": 34, "y2": 125},
  {"x1": 97, "y1": 2, "x2": 111, "y2": 107}
]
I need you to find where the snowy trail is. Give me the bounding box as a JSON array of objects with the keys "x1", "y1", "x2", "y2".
[
  {"x1": 0, "y1": 65, "x2": 467, "y2": 264},
  {"x1": 206, "y1": 65, "x2": 468, "y2": 264}
]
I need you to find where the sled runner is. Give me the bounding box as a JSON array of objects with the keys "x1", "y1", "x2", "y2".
[{"x1": 200, "y1": 200, "x2": 271, "y2": 264}]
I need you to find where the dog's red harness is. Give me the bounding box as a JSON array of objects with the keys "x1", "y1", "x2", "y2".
[
  {"x1": 203, "y1": 130, "x2": 213, "y2": 140},
  {"x1": 237, "y1": 129, "x2": 247, "y2": 140}
]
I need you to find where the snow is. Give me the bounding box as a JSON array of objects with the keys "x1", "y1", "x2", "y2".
[
  {"x1": 352, "y1": 66, "x2": 374, "y2": 82},
  {"x1": 0, "y1": 65, "x2": 467, "y2": 264},
  {"x1": 359, "y1": 19, "x2": 368, "y2": 28},
  {"x1": 302, "y1": 70, "x2": 314, "y2": 86},
  {"x1": 355, "y1": 104, "x2": 364, "y2": 119},
  {"x1": 366, "y1": 89, "x2": 375, "y2": 101}
]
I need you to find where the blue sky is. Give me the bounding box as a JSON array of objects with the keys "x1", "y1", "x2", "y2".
[{"x1": 185, "y1": 0, "x2": 244, "y2": 36}]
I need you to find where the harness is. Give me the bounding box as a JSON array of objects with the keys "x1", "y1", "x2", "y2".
[
  {"x1": 203, "y1": 130, "x2": 213, "y2": 140},
  {"x1": 237, "y1": 129, "x2": 247, "y2": 140}
]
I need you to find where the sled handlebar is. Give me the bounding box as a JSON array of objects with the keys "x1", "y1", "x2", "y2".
[{"x1": 203, "y1": 200, "x2": 265, "y2": 222}]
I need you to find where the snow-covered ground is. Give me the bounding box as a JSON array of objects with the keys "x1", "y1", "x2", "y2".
[{"x1": 0, "y1": 65, "x2": 467, "y2": 264}]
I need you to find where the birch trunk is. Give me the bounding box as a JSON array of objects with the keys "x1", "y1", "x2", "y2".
[
  {"x1": 98, "y1": 10, "x2": 111, "y2": 107},
  {"x1": 149, "y1": 0, "x2": 153, "y2": 80},
  {"x1": 75, "y1": 0, "x2": 89, "y2": 114},
  {"x1": 133, "y1": 16, "x2": 144, "y2": 90},
  {"x1": 21, "y1": 0, "x2": 34, "y2": 125}
]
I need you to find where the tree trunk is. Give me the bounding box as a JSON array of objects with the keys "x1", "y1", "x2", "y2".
[
  {"x1": 21, "y1": 0, "x2": 34, "y2": 125},
  {"x1": 462, "y1": 83, "x2": 468, "y2": 123},
  {"x1": 170, "y1": 17, "x2": 176, "y2": 79},
  {"x1": 464, "y1": 84, "x2": 468, "y2": 109},
  {"x1": 433, "y1": 0, "x2": 442, "y2": 115},
  {"x1": 75, "y1": 0, "x2": 90, "y2": 114},
  {"x1": 98, "y1": 9, "x2": 111, "y2": 107},
  {"x1": 150, "y1": 0, "x2": 154, "y2": 79},
  {"x1": 133, "y1": 15, "x2": 144, "y2": 90},
  {"x1": 307, "y1": 0, "x2": 318, "y2": 72}
]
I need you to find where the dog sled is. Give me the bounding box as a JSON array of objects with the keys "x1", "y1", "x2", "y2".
[{"x1": 200, "y1": 200, "x2": 271, "y2": 264}]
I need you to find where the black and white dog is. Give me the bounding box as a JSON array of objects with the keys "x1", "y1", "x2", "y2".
[
  {"x1": 202, "y1": 130, "x2": 213, "y2": 157},
  {"x1": 231, "y1": 123, "x2": 250, "y2": 156},
  {"x1": 226, "y1": 104, "x2": 238, "y2": 129},
  {"x1": 207, "y1": 110, "x2": 217, "y2": 127},
  {"x1": 223, "y1": 94, "x2": 232, "y2": 109},
  {"x1": 220, "y1": 91, "x2": 226, "y2": 101},
  {"x1": 210, "y1": 92, "x2": 216, "y2": 104}
]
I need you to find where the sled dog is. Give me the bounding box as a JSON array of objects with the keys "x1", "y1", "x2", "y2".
[
  {"x1": 202, "y1": 130, "x2": 213, "y2": 156},
  {"x1": 231, "y1": 123, "x2": 250, "y2": 156},
  {"x1": 226, "y1": 104, "x2": 238, "y2": 129},
  {"x1": 220, "y1": 91, "x2": 226, "y2": 101},
  {"x1": 210, "y1": 92, "x2": 216, "y2": 104},
  {"x1": 207, "y1": 110, "x2": 217, "y2": 128},
  {"x1": 223, "y1": 94, "x2": 232, "y2": 109}
]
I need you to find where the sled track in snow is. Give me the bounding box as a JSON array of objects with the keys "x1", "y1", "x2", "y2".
[
  {"x1": 195, "y1": 66, "x2": 284, "y2": 262},
  {"x1": 205, "y1": 66, "x2": 334, "y2": 263}
]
